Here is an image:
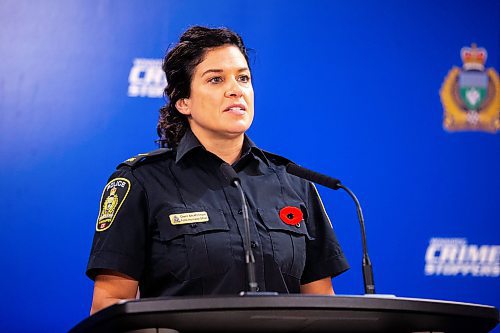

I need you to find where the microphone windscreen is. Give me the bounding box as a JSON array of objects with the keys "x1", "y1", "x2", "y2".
[
  {"x1": 219, "y1": 162, "x2": 240, "y2": 186},
  {"x1": 286, "y1": 163, "x2": 341, "y2": 190}
]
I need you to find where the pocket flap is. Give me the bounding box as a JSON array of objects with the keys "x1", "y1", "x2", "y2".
[{"x1": 257, "y1": 205, "x2": 311, "y2": 239}]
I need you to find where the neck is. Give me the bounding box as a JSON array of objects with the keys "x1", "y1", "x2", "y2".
[{"x1": 191, "y1": 128, "x2": 245, "y2": 165}]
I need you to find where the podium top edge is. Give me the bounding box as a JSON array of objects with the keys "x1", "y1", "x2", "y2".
[
  {"x1": 115, "y1": 294, "x2": 499, "y2": 316},
  {"x1": 71, "y1": 295, "x2": 499, "y2": 333}
]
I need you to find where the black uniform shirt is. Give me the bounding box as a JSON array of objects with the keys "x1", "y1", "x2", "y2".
[{"x1": 87, "y1": 129, "x2": 349, "y2": 296}]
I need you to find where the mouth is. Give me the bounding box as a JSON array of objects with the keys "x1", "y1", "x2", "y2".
[{"x1": 224, "y1": 104, "x2": 247, "y2": 114}]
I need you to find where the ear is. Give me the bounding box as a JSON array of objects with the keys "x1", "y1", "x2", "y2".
[{"x1": 175, "y1": 98, "x2": 191, "y2": 116}]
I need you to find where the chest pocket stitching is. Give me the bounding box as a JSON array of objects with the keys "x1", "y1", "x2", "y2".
[
  {"x1": 257, "y1": 205, "x2": 310, "y2": 279},
  {"x1": 257, "y1": 207, "x2": 312, "y2": 240},
  {"x1": 155, "y1": 206, "x2": 233, "y2": 281}
]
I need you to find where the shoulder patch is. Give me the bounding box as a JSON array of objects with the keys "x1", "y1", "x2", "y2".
[
  {"x1": 262, "y1": 150, "x2": 294, "y2": 166},
  {"x1": 96, "y1": 178, "x2": 131, "y2": 231},
  {"x1": 118, "y1": 148, "x2": 173, "y2": 169}
]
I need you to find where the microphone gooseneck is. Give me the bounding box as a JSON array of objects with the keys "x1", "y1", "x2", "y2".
[
  {"x1": 286, "y1": 163, "x2": 376, "y2": 294},
  {"x1": 219, "y1": 163, "x2": 258, "y2": 293},
  {"x1": 337, "y1": 184, "x2": 375, "y2": 294}
]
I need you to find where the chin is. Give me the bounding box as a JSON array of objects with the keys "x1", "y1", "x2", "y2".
[{"x1": 224, "y1": 121, "x2": 252, "y2": 135}]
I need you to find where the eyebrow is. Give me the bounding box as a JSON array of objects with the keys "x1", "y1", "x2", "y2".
[{"x1": 201, "y1": 67, "x2": 250, "y2": 77}]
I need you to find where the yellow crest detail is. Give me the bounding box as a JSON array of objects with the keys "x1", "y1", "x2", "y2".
[
  {"x1": 440, "y1": 44, "x2": 499, "y2": 133},
  {"x1": 96, "y1": 178, "x2": 131, "y2": 231}
]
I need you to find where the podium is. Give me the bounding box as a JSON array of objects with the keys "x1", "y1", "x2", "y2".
[{"x1": 70, "y1": 295, "x2": 499, "y2": 333}]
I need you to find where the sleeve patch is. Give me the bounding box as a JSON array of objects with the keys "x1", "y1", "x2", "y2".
[{"x1": 96, "y1": 177, "x2": 131, "y2": 232}]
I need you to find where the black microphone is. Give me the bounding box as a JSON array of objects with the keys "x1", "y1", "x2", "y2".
[
  {"x1": 219, "y1": 163, "x2": 259, "y2": 293},
  {"x1": 286, "y1": 163, "x2": 341, "y2": 190},
  {"x1": 286, "y1": 163, "x2": 376, "y2": 295},
  {"x1": 219, "y1": 162, "x2": 240, "y2": 186}
]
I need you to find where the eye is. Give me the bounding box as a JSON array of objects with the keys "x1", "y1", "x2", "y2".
[
  {"x1": 208, "y1": 76, "x2": 223, "y2": 84},
  {"x1": 238, "y1": 74, "x2": 251, "y2": 83}
]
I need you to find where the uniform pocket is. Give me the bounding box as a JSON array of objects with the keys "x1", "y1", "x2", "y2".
[
  {"x1": 257, "y1": 204, "x2": 311, "y2": 279},
  {"x1": 156, "y1": 206, "x2": 233, "y2": 281}
]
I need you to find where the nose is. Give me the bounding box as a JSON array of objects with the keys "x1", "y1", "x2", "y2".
[{"x1": 224, "y1": 78, "x2": 243, "y2": 98}]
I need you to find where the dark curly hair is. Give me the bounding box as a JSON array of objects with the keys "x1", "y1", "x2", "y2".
[{"x1": 157, "y1": 26, "x2": 250, "y2": 148}]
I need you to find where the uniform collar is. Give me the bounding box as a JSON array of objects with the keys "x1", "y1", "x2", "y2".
[
  {"x1": 242, "y1": 136, "x2": 270, "y2": 167},
  {"x1": 175, "y1": 128, "x2": 204, "y2": 163},
  {"x1": 175, "y1": 128, "x2": 270, "y2": 167}
]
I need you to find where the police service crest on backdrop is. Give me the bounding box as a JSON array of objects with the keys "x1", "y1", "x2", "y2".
[
  {"x1": 433, "y1": 44, "x2": 499, "y2": 279},
  {"x1": 440, "y1": 44, "x2": 499, "y2": 133}
]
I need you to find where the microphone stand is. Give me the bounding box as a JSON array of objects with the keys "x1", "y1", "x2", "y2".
[
  {"x1": 219, "y1": 163, "x2": 259, "y2": 293},
  {"x1": 337, "y1": 184, "x2": 375, "y2": 294},
  {"x1": 233, "y1": 181, "x2": 259, "y2": 293},
  {"x1": 286, "y1": 163, "x2": 376, "y2": 294}
]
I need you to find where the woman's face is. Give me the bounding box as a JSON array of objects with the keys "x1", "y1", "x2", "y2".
[{"x1": 176, "y1": 45, "x2": 254, "y2": 142}]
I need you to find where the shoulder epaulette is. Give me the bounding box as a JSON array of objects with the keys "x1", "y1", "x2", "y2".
[
  {"x1": 261, "y1": 149, "x2": 295, "y2": 166},
  {"x1": 118, "y1": 148, "x2": 173, "y2": 169}
]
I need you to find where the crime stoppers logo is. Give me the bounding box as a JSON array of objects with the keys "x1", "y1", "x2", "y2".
[
  {"x1": 425, "y1": 238, "x2": 499, "y2": 277},
  {"x1": 128, "y1": 58, "x2": 166, "y2": 98}
]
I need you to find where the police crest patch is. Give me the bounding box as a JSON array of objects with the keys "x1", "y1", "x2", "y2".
[
  {"x1": 440, "y1": 43, "x2": 499, "y2": 133},
  {"x1": 96, "y1": 178, "x2": 131, "y2": 231}
]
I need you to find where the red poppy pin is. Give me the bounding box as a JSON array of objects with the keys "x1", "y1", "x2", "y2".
[{"x1": 279, "y1": 206, "x2": 303, "y2": 226}]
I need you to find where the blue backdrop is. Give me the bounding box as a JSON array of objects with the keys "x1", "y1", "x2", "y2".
[{"x1": 1, "y1": 1, "x2": 498, "y2": 332}]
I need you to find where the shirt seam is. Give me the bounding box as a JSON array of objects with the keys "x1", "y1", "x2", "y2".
[{"x1": 130, "y1": 168, "x2": 151, "y2": 227}]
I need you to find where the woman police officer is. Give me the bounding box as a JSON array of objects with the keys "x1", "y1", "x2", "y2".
[{"x1": 87, "y1": 26, "x2": 349, "y2": 314}]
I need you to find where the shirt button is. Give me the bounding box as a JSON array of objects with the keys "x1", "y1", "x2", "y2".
[
  {"x1": 237, "y1": 209, "x2": 242, "y2": 215},
  {"x1": 190, "y1": 223, "x2": 197, "y2": 228},
  {"x1": 251, "y1": 241, "x2": 258, "y2": 248}
]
